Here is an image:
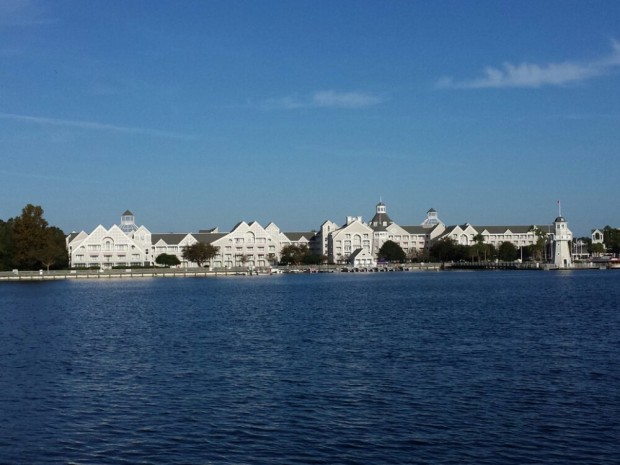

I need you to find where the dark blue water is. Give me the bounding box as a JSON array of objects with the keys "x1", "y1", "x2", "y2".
[{"x1": 1, "y1": 271, "x2": 619, "y2": 464}]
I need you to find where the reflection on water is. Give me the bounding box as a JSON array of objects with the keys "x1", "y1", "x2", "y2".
[{"x1": 1, "y1": 272, "x2": 619, "y2": 464}]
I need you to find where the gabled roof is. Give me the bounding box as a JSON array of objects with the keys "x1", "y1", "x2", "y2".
[
  {"x1": 349, "y1": 248, "x2": 370, "y2": 259},
  {"x1": 284, "y1": 232, "x2": 315, "y2": 242},
  {"x1": 477, "y1": 225, "x2": 549, "y2": 234},
  {"x1": 122, "y1": 210, "x2": 134, "y2": 216},
  {"x1": 401, "y1": 225, "x2": 429, "y2": 235},
  {"x1": 192, "y1": 233, "x2": 228, "y2": 244},
  {"x1": 442, "y1": 225, "x2": 461, "y2": 234},
  {"x1": 231, "y1": 221, "x2": 249, "y2": 231},
  {"x1": 67, "y1": 231, "x2": 81, "y2": 242},
  {"x1": 151, "y1": 233, "x2": 192, "y2": 245}
]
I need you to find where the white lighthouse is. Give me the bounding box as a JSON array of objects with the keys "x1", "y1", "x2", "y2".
[{"x1": 553, "y1": 215, "x2": 572, "y2": 268}]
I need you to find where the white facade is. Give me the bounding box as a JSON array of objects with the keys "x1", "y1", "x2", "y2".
[
  {"x1": 312, "y1": 220, "x2": 339, "y2": 258},
  {"x1": 553, "y1": 217, "x2": 573, "y2": 268},
  {"x1": 591, "y1": 229, "x2": 605, "y2": 248},
  {"x1": 67, "y1": 223, "x2": 151, "y2": 269},
  {"x1": 66, "y1": 206, "x2": 580, "y2": 269},
  {"x1": 438, "y1": 224, "x2": 546, "y2": 249},
  {"x1": 435, "y1": 218, "x2": 574, "y2": 265},
  {"x1": 151, "y1": 233, "x2": 197, "y2": 267},
  {"x1": 207, "y1": 221, "x2": 280, "y2": 269},
  {"x1": 369, "y1": 202, "x2": 440, "y2": 259},
  {"x1": 328, "y1": 217, "x2": 374, "y2": 264},
  {"x1": 348, "y1": 248, "x2": 376, "y2": 268},
  {"x1": 318, "y1": 203, "x2": 444, "y2": 263}
]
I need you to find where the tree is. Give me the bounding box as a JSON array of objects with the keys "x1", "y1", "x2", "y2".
[
  {"x1": 603, "y1": 226, "x2": 620, "y2": 254},
  {"x1": 280, "y1": 245, "x2": 306, "y2": 265},
  {"x1": 278, "y1": 244, "x2": 321, "y2": 265},
  {"x1": 1, "y1": 205, "x2": 68, "y2": 271},
  {"x1": 590, "y1": 242, "x2": 606, "y2": 256},
  {"x1": 472, "y1": 233, "x2": 486, "y2": 261},
  {"x1": 529, "y1": 226, "x2": 548, "y2": 261},
  {"x1": 38, "y1": 226, "x2": 69, "y2": 271},
  {"x1": 0, "y1": 218, "x2": 15, "y2": 271},
  {"x1": 498, "y1": 241, "x2": 518, "y2": 261},
  {"x1": 407, "y1": 247, "x2": 423, "y2": 262},
  {"x1": 378, "y1": 240, "x2": 406, "y2": 263},
  {"x1": 429, "y1": 237, "x2": 459, "y2": 262},
  {"x1": 182, "y1": 242, "x2": 218, "y2": 267},
  {"x1": 302, "y1": 253, "x2": 325, "y2": 265},
  {"x1": 12, "y1": 204, "x2": 51, "y2": 270},
  {"x1": 156, "y1": 253, "x2": 181, "y2": 267}
]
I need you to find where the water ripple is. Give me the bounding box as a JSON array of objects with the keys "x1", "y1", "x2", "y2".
[{"x1": 1, "y1": 272, "x2": 619, "y2": 464}]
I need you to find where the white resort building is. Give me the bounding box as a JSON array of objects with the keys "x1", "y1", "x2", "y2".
[{"x1": 66, "y1": 203, "x2": 575, "y2": 269}]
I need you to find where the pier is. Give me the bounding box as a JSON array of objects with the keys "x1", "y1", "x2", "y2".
[
  {"x1": 0, "y1": 268, "x2": 267, "y2": 281},
  {"x1": 445, "y1": 261, "x2": 605, "y2": 271}
]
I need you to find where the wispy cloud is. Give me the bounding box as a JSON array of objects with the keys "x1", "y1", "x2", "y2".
[
  {"x1": 263, "y1": 90, "x2": 384, "y2": 110},
  {"x1": 436, "y1": 40, "x2": 620, "y2": 89},
  {"x1": 0, "y1": 112, "x2": 196, "y2": 140}
]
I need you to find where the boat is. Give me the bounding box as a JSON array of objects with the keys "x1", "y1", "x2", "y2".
[{"x1": 608, "y1": 258, "x2": 620, "y2": 269}]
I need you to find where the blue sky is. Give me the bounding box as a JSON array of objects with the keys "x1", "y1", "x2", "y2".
[{"x1": 1, "y1": 0, "x2": 619, "y2": 237}]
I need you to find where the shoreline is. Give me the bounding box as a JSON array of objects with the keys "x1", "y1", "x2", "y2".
[{"x1": 0, "y1": 262, "x2": 609, "y2": 281}]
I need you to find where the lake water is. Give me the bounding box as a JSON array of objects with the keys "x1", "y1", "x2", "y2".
[{"x1": 1, "y1": 271, "x2": 619, "y2": 464}]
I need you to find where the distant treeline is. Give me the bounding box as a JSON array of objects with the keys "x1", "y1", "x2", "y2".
[{"x1": 0, "y1": 204, "x2": 68, "y2": 271}]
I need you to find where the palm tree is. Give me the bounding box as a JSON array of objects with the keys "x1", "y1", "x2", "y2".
[
  {"x1": 529, "y1": 226, "x2": 548, "y2": 261},
  {"x1": 473, "y1": 233, "x2": 486, "y2": 262}
]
